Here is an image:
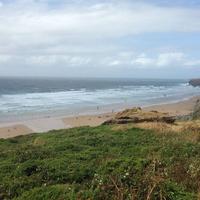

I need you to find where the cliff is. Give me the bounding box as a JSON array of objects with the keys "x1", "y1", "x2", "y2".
[{"x1": 189, "y1": 79, "x2": 200, "y2": 87}]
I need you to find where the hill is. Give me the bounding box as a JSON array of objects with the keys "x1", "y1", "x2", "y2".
[{"x1": 0, "y1": 123, "x2": 199, "y2": 200}]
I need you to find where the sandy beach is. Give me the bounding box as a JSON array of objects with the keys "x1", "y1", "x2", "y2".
[
  {"x1": 0, "y1": 125, "x2": 33, "y2": 139},
  {"x1": 0, "y1": 96, "x2": 199, "y2": 139},
  {"x1": 0, "y1": 113, "x2": 114, "y2": 139},
  {"x1": 143, "y1": 96, "x2": 199, "y2": 115}
]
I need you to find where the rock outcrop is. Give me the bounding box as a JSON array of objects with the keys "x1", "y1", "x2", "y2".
[
  {"x1": 103, "y1": 107, "x2": 176, "y2": 125},
  {"x1": 189, "y1": 79, "x2": 200, "y2": 87}
]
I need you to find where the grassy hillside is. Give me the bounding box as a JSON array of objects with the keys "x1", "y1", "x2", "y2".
[{"x1": 0, "y1": 125, "x2": 199, "y2": 200}]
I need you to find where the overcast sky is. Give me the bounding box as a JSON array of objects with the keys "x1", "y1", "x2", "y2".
[{"x1": 0, "y1": 0, "x2": 200, "y2": 78}]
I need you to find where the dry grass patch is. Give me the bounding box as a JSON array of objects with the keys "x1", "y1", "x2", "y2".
[
  {"x1": 111, "y1": 120, "x2": 200, "y2": 144},
  {"x1": 179, "y1": 120, "x2": 200, "y2": 143},
  {"x1": 181, "y1": 120, "x2": 200, "y2": 133},
  {"x1": 111, "y1": 122, "x2": 174, "y2": 133},
  {"x1": 134, "y1": 122, "x2": 173, "y2": 134},
  {"x1": 136, "y1": 120, "x2": 200, "y2": 143}
]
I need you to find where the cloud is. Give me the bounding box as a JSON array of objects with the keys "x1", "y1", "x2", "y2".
[
  {"x1": 156, "y1": 52, "x2": 184, "y2": 67},
  {"x1": 0, "y1": 1, "x2": 200, "y2": 54},
  {"x1": 108, "y1": 60, "x2": 121, "y2": 66},
  {"x1": 133, "y1": 54, "x2": 154, "y2": 66},
  {"x1": 106, "y1": 52, "x2": 200, "y2": 69},
  {"x1": 184, "y1": 60, "x2": 200, "y2": 66},
  {"x1": 0, "y1": 55, "x2": 11, "y2": 63},
  {"x1": 1, "y1": 51, "x2": 198, "y2": 69},
  {"x1": 0, "y1": 0, "x2": 200, "y2": 77},
  {"x1": 0, "y1": 54, "x2": 92, "y2": 66}
]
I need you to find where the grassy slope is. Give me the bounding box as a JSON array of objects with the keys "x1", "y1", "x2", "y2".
[{"x1": 0, "y1": 125, "x2": 199, "y2": 200}]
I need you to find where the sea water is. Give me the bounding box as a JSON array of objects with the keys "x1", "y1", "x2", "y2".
[{"x1": 0, "y1": 77, "x2": 200, "y2": 122}]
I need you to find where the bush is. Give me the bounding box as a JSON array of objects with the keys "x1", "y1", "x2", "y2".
[{"x1": 0, "y1": 125, "x2": 199, "y2": 199}]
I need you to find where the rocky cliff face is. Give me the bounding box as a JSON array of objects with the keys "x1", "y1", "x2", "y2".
[{"x1": 189, "y1": 79, "x2": 200, "y2": 87}]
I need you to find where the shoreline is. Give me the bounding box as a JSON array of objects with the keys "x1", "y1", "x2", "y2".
[{"x1": 0, "y1": 96, "x2": 199, "y2": 139}]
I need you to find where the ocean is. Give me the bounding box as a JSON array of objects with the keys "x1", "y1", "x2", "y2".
[{"x1": 0, "y1": 77, "x2": 200, "y2": 122}]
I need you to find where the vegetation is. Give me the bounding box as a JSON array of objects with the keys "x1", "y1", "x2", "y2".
[
  {"x1": 0, "y1": 124, "x2": 199, "y2": 199},
  {"x1": 192, "y1": 99, "x2": 200, "y2": 120}
]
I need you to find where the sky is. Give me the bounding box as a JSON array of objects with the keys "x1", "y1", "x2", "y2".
[{"x1": 0, "y1": 0, "x2": 200, "y2": 78}]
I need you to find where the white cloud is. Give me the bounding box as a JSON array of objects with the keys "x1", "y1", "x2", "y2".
[
  {"x1": 0, "y1": 55, "x2": 11, "y2": 63},
  {"x1": 105, "y1": 52, "x2": 200, "y2": 69},
  {"x1": 0, "y1": 1, "x2": 200, "y2": 54},
  {"x1": 0, "y1": 1, "x2": 200, "y2": 77},
  {"x1": 184, "y1": 60, "x2": 200, "y2": 66},
  {"x1": 0, "y1": 54, "x2": 90, "y2": 67},
  {"x1": 132, "y1": 54, "x2": 154, "y2": 66},
  {"x1": 25, "y1": 56, "x2": 58, "y2": 66},
  {"x1": 109, "y1": 60, "x2": 121, "y2": 66},
  {"x1": 156, "y1": 52, "x2": 185, "y2": 67}
]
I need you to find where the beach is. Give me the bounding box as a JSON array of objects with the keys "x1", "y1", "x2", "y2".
[
  {"x1": 143, "y1": 96, "x2": 199, "y2": 115},
  {"x1": 0, "y1": 96, "x2": 198, "y2": 139}
]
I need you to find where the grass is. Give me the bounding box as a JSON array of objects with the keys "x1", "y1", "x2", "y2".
[{"x1": 0, "y1": 124, "x2": 199, "y2": 199}]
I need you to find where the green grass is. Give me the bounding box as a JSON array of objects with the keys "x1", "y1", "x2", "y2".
[{"x1": 0, "y1": 125, "x2": 199, "y2": 199}]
